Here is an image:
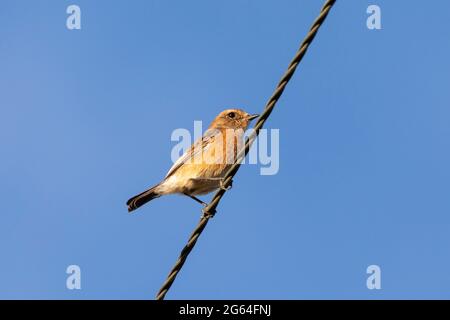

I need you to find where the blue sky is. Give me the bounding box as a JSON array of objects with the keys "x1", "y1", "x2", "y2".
[{"x1": 1, "y1": 0, "x2": 450, "y2": 299}]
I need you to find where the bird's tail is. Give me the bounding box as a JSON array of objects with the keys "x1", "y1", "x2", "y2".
[{"x1": 126, "y1": 185, "x2": 161, "y2": 213}]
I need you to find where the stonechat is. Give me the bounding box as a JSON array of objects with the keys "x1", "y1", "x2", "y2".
[{"x1": 126, "y1": 109, "x2": 258, "y2": 212}]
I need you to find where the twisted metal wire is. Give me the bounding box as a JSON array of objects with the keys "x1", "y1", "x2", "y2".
[{"x1": 156, "y1": 0, "x2": 337, "y2": 300}]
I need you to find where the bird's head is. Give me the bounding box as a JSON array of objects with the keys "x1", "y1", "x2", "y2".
[{"x1": 209, "y1": 109, "x2": 259, "y2": 130}]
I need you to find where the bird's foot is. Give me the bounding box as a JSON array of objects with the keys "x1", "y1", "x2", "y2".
[
  {"x1": 202, "y1": 206, "x2": 216, "y2": 218},
  {"x1": 219, "y1": 178, "x2": 233, "y2": 191}
]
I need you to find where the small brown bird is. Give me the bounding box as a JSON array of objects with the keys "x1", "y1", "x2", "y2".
[{"x1": 126, "y1": 109, "x2": 258, "y2": 212}]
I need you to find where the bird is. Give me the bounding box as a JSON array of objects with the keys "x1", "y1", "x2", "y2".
[{"x1": 126, "y1": 109, "x2": 259, "y2": 212}]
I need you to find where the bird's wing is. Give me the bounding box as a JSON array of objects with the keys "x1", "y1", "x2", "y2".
[{"x1": 165, "y1": 130, "x2": 217, "y2": 179}]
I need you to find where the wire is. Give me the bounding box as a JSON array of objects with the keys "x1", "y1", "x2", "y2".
[{"x1": 156, "y1": 0, "x2": 337, "y2": 300}]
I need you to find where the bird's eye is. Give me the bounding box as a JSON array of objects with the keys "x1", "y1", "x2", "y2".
[{"x1": 228, "y1": 112, "x2": 236, "y2": 119}]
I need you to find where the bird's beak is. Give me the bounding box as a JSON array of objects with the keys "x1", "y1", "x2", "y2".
[{"x1": 247, "y1": 114, "x2": 259, "y2": 121}]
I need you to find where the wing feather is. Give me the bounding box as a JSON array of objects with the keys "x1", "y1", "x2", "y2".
[{"x1": 165, "y1": 130, "x2": 217, "y2": 179}]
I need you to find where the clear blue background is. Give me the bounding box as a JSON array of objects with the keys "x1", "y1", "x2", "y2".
[{"x1": 1, "y1": 0, "x2": 449, "y2": 299}]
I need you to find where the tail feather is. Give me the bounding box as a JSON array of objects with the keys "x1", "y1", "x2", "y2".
[{"x1": 127, "y1": 185, "x2": 160, "y2": 212}]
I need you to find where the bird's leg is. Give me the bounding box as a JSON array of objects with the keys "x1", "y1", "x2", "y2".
[
  {"x1": 182, "y1": 193, "x2": 216, "y2": 218},
  {"x1": 185, "y1": 177, "x2": 233, "y2": 191},
  {"x1": 183, "y1": 193, "x2": 208, "y2": 206},
  {"x1": 191, "y1": 177, "x2": 233, "y2": 191}
]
